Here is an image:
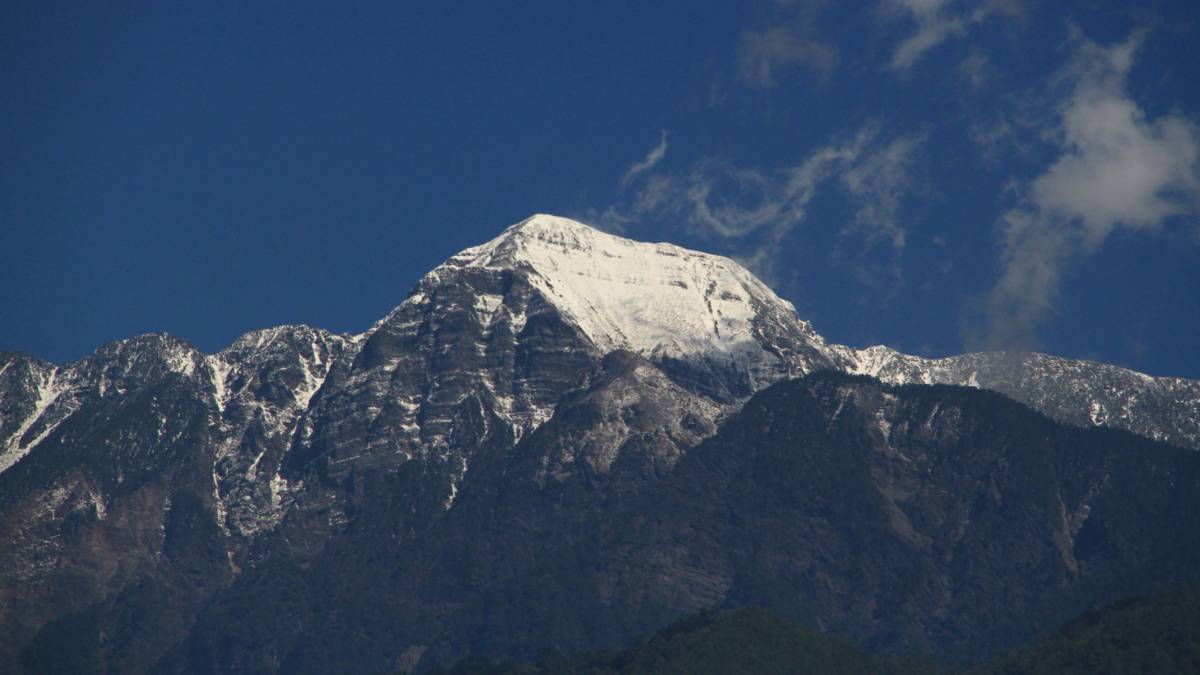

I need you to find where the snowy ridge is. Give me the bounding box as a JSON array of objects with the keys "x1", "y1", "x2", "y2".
[
  {"x1": 215, "y1": 325, "x2": 355, "y2": 411},
  {"x1": 835, "y1": 345, "x2": 940, "y2": 384},
  {"x1": 833, "y1": 344, "x2": 1200, "y2": 449},
  {"x1": 0, "y1": 325, "x2": 353, "y2": 507}
]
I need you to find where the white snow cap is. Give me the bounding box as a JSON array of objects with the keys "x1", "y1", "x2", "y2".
[{"x1": 443, "y1": 213, "x2": 798, "y2": 361}]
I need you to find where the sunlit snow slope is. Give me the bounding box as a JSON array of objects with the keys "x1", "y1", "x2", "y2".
[{"x1": 452, "y1": 214, "x2": 792, "y2": 358}]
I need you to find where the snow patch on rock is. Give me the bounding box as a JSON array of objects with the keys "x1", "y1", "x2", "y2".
[{"x1": 0, "y1": 368, "x2": 65, "y2": 473}]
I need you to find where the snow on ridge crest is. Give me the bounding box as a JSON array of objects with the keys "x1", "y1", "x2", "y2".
[{"x1": 430, "y1": 213, "x2": 801, "y2": 362}]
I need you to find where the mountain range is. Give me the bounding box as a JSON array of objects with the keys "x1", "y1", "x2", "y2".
[{"x1": 2, "y1": 214, "x2": 1199, "y2": 673}]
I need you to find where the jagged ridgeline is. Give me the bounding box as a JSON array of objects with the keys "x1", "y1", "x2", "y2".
[{"x1": 2, "y1": 215, "x2": 1200, "y2": 673}]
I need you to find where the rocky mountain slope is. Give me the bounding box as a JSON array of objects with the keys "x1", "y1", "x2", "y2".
[
  {"x1": 168, "y1": 371, "x2": 1200, "y2": 672},
  {"x1": 2, "y1": 214, "x2": 1199, "y2": 673}
]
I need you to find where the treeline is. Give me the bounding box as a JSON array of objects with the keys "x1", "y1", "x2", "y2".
[
  {"x1": 424, "y1": 588, "x2": 1200, "y2": 675},
  {"x1": 424, "y1": 606, "x2": 932, "y2": 675}
]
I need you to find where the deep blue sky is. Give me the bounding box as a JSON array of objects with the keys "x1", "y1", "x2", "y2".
[{"x1": 2, "y1": 1, "x2": 1198, "y2": 379}]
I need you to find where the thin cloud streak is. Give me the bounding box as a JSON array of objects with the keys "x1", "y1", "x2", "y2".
[
  {"x1": 620, "y1": 131, "x2": 669, "y2": 191},
  {"x1": 735, "y1": 0, "x2": 839, "y2": 90},
  {"x1": 884, "y1": 0, "x2": 1022, "y2": 72},
  {"x1": 588, "y1": 126, "x2": 924, "y2": 290},
  {"x1": 738, "y1": 26, "x2": 839, "y2": 89}
]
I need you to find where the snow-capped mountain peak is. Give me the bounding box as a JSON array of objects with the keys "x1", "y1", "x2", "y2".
[{"x1": 429, "y1": 213, "x2": 810, "y2": 367}]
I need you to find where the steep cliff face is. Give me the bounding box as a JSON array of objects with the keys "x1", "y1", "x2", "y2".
[
  {"x1": 205, "y1": 325, "x2": 354, "y2": 542},
  {"x1": 1, "y1": 214, "x2": 1199, "y2": 673}
]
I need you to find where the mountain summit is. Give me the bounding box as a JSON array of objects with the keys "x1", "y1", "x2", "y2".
[{"x1": 438, "y1": 214, "x2": 821, "y2": 363}]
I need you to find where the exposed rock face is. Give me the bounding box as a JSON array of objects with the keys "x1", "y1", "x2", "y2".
[
  {"x1": 1, "y1": 214, "x2": 1199, "y2": 673},
  {"x1": 0, "y1": 328, "x2": 351, "y2": 669},
  {"x1": 206, "y1": 325, "x2": 353, "y2": 541},
  {"x1": 521, "y1": 350, "x2": 721, "y2": 484}
]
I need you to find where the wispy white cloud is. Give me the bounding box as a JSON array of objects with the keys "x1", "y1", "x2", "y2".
[
  {"x1": 884, "y1": 0, "x2": 1021, "y2": 72},
  {"x1": 974, "y1": 29, "x2": 1200, "y2": 350},
  {"x1": 835, "y1": 133, "x2": 924, "y2": 287},
  {"x1": 738, "y1": 26, "x2": 839, "y2": 89},
  {"x1": 620, "y1": 131, "x2": 669, "y2": 191},
  {"x1": 957, "y1": 50, "x2": 989, "y2": 89},
  {"x1": 889, "y1": 9, "x2": 965, "y2": 71},
  {"x1": 966, "y1": 113, "x2": 1014, "y2": 161},
  {"x1": 735, "y1": 0, "x2": 839, "y2": 90},
  {"x1": 587, "y1": 126, "x2": 924, "y2": 288}
]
